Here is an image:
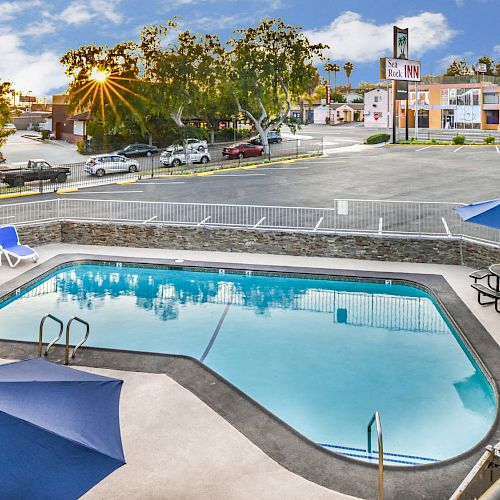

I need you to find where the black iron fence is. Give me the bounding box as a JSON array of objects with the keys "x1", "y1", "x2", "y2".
[{"x1": 0, "y1": 138, "x2": 323, "y2": 196}]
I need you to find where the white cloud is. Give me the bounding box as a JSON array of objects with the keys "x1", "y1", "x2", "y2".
[
  {"x1": 0, "y1": 0, "x2": 42, "y2": 21},
  {"x1": 305, "y1": 11, "x2": 456, "y2": 63},
  {"x1": 0, "y1": 31, "x2": 68, "y2": 96},
  {"x1": 438, "y1": 51, "x2": 475, "y2": 71},
  {"x1": 23, "y1": 20, "x2": 56, "y2": 37},
  {"x1": 59, "y1": 0, "x2": 123, "y2": 25},
  {"x1": 493, "y1": 45, "x2": 500, "y2": 57}
]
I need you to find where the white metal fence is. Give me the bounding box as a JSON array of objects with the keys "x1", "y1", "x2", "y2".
[{"x1": 0, "y1": 198, "x2": 499, "y2": 247}]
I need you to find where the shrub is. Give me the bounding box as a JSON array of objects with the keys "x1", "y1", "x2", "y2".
[
  {"x1": 366, "y1": 133, "x2": 390, "y2": 144},
  {"x1": 452, "y1": 135, "x2": 465, "y2": 145},
  {"x1": 214, "y1": 127, "x2": 251, "y2": 143},
  {"x1": 40, "y1": 129, "x2": 49, "y2": 140},
  {"x1": 484, "y1": 135, "x2": 495, "y2": 144},
  {"x1": 76, "y1": 140, "x2": 86, "y2": 154}
]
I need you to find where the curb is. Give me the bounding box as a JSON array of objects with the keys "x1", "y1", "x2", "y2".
[
  {"x1": 56, "y1": 188, "x2": 79, "y2": 194},
  {"x1": 0, "y1": 191, "x2": 39, "y2": 199},
  {"x1": 116, "y1": 179, "x2": 137, "y2": 185}
]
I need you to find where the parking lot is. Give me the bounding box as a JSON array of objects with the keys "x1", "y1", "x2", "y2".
[{"x1": 1, "y1": 125, "x2": 499, "y2": 207}]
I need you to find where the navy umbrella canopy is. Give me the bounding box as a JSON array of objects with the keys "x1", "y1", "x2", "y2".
[
  {"x1": 0, "y1": 358, "x2": 125, "y2": 499},
  {"x1": 454, "y1": 199, "x2": 500, "y2": 230}
]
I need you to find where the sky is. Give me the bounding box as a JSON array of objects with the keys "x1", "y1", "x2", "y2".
[{"x1": 1, "y1": 0, "x2": 499, "y2": 98}]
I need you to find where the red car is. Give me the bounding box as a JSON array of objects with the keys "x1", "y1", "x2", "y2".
[{"x1": 222, "y1": 143, "x2": 264, "y2": 159}]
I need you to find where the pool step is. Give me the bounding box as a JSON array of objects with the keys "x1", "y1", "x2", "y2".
[{"x1": 319, "y1": 443, "x2": 438, "y2": 466}]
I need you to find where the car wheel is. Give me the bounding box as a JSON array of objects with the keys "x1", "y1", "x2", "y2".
[
  {"x1": 96, "y1": 169, "x2": 105, "y2": 177},
  {"x1": 238, "y1": 152, "x2": 244, "y2": 159},
  {"x1": 128, "y1": 165, "x2": 138, "y2": 173},
  {"x1": 55, "y1": 172, "x2": 67, "y2": 183},
  {"x1": 172, "y1": 159, "x2": 181, "y2": 167},
  {"x1": 197, "y1": 145, "x2": 204, "y2": 152},
  {"x1": 200, "y1": 156, "x2": 209, "y2": 164},
  {"x1": 259, "y1": 150, "x2": 264, "y2": 155},
  {"x1": 146, "y1": 151, "x2": 152, "y2": 157}
]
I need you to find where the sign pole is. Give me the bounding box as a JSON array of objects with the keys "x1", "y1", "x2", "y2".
[{"x1": 392, "y1": 80, "x2": 397, "y2": 144}]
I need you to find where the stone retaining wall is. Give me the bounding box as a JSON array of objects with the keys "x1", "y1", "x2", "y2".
[{"x1": 16, "y1": 220, "x2": 500, "y2": 267}]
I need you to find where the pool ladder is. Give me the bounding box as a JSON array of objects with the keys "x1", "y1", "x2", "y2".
[
  {"x1": 38, "y1": 314, "x2": 90, "y2": 365},
  {"x1": 367, "y1": 411, "x2": 384, "y2": 500}
]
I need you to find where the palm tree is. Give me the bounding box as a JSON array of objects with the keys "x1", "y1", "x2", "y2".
[
  {"x1": 343, "y1": 62, "x2": 354, "y2": 92},
  {"x1": 331, "y1": 64, "x2": 341, "y2": 92}
]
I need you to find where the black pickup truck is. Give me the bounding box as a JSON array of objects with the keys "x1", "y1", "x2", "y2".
[{"x1": 0, "y1": 159, "x2": 71, "y2": 187}]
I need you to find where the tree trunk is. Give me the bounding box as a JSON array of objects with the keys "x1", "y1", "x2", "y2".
[{"x1": 171, "y1": 106, "x2": 184, "y2": 128}]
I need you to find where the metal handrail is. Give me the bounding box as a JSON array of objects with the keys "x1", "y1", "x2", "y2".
[
  {"x1": 368, "y1": 411, "x2": 384, "y2": 500},
  {"x1": 38, "y1": 314, "x2": 64, "y2": 357},
  {"x1": 64, "y1": 317, "x2": 90, "y2": 365}
]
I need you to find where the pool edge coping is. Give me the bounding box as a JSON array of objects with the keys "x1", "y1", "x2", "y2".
[{"x1": 0, "y1": 253, "x2": 499, "y2": 499}]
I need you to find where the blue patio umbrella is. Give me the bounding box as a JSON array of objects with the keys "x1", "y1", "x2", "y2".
[
  {"x1": 454, "y1": 199, "x2": 500, "y2": 229},
  {"x1": 0, "y1": 358, "x2": 125, "y2": 499}
]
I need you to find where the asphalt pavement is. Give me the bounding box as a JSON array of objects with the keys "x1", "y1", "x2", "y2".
[{"x1": 2, "y1": 124, "x2": 499, "y2": 207}]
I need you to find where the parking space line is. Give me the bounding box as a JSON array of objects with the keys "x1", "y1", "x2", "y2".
[
  {"x1": 496, "y1": 146, "x2": 500, "y2": 154},
  {"x1": 415, "y1": 146, "x2": 432, "y2": 152},
  {"x1": 453, "y1": 146, "x2": 464, "y2": 153},
  {"x1": 66, "y1": 190, "x2": 145, "y2": 194},
  {"x1": 140, "y1": 182, "x2": 186, "y2": 185},
  {"x1": 212, "y1": 173, "x2": 266, "y2": 177}
]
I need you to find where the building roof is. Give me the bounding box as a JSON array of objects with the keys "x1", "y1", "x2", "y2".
[{"x1": 68, "y1": 111, "x2": 90, "y2": 121}]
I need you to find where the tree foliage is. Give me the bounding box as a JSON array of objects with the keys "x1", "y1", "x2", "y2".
[
  {"x1": 61, "y1": 17, "x2": 325, "y2": 149},
  {"x1": 0, "y1": 81, "x2": 15, "y2": 147},
  {"x1": 228, "y1": 18, "x2": 326, "y2": 151}
]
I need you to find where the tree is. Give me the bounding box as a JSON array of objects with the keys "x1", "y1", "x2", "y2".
[
  {"x1": 445, "y1": 59, "x2": 470, "y2": 76},
  {"x1": 331, "y1": 64, "x2": 341, "y2": 92},
  {"x1": 60, "y1": 42, "x2": 147, "y2": 147},
  {"x1": 228, "y1": 18, "x2": 326, "y2": 152},
  {"x1": 474, "y1": 56, "x2": 495, "y2": 76},
  {"x1": 495, "y1": 63, "x2": 500, "y2": 77},
  {"x1": 0, "y1": 81, "x2": 16, "y2": 148},
  {"x1": 331, "y1": 92, "x2": 346, "y2": 103},
  {"x1": 343, "y1": 62, "x2": 354, "y2": 90}
]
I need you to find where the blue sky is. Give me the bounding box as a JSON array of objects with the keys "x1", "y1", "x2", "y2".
[{"x1": 0, "y1": 0, "x2": 498, "y2": 97}]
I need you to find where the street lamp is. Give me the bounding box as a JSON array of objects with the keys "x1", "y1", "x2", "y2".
[{"x1": 27, "y1": 90, "x2": 33, "y2": 130}]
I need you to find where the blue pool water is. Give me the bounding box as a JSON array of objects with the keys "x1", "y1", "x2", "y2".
[{"x1": 0, "y1": 264, "x2": 495, "y2": 465}]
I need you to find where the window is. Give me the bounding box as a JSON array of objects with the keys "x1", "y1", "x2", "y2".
[
  {"x1": 486, "y1": 110, "x2": 499, "y2": 124},
  {"x1": 374, "y1": 96, "x2": 382, "y2": 103},
  {"x1": 483, "y1": 93, "x2": 499, "y2": 104}
]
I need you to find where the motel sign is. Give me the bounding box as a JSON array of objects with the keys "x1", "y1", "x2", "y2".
[{"x1": 382, "y1": 58, "x2": 421, "y2": 82}]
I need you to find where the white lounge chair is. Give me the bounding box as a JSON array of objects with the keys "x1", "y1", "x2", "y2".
[{"x1": 0, "y1": 225, "x2": 39, "y2": 268}]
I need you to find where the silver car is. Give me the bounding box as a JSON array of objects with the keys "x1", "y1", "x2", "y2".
[
  {"x1": 85, "y1": 154, "x2": 140, "y2": 176},
  {"x1": 160, "y1": 148, "x2": 210, "y2": 167}
]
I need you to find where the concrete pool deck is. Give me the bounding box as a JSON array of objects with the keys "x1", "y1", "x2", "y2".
[{"x1": 1, "y1": 244, "x2": 499, "y2": 499}]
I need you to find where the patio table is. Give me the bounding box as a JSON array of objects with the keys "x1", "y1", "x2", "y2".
[{"x1": 489, "y1": 264, "x2": 500, "y2": 291}]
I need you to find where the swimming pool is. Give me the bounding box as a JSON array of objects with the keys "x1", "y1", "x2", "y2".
[{"x1": 0, "y1": 263, "x2": 495, "y2": 466}]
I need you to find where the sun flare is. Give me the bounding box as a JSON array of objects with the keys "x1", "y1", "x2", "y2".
[{"x1": 90, "y1": 68, "x2": 110, "y2": 83}]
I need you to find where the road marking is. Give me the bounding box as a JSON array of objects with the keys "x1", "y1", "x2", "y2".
[
  {"x1": 141, "y1": 182, "x2": 186, "y2": 185},
  {"x1": 496, "y1": 146, "x2": 500, "y2": 154},
  {"x1": 415, "y1": 146, "x2": 432, "y2": 152},
  {"x1": 67, "y1": 190, "x2": 145, "y2": 194},
  {"x1": 212, "y1": 173, "x2": 266, "y2": 177},
  {"x1": 256, "y1": 166, "x2": 309, "y2": 170},
  {"x1": 453, "y1": 146, "x2": 464, "y2": 153}
]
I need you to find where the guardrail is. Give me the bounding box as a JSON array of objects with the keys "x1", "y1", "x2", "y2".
[{"x1": 0, "y1": 198, "x2": 499, "y2": 248}]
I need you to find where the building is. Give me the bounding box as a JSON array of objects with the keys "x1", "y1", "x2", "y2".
[
  {"x1": 364, "y1": 88, "x2": 392, "y2": 128},
  {"x1": 313, "y1": 103, "x2": 364, "y2": 125},
  {"x1": 365, "y1": 77, "x2": 500, "y2": 131},
  {"x1": 48, "y1": 94, "x2": 89, "y2": 143}
]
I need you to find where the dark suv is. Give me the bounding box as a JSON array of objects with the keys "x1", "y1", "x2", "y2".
[
  {"x1": 115, "y1": 144, "x2": 159, "y2": 157},
  {"x1": 249, "y1": 131, "x2": 282, "y2": 145}
]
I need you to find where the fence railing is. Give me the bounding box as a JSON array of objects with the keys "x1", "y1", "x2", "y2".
[
  {"x1": 0, "y1": 138, "x2": 323, "y2": 196},
  {"x1": 0, "y1": 198, "x2": 499, "y2": 247}
]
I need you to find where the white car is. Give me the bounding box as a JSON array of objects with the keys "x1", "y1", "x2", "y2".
[
  {"x1": 160, "y1": 147, "x2": 210, "y2": 167},
  {"x1": 179, "y1": 138, "x2": 208, "y2": 152},
  {"x1": 85, "y1": 154, "x2": 140, "y2": 176},
  {"x1": 2, "y1": 123, "x2": 16, "y2": 133}
]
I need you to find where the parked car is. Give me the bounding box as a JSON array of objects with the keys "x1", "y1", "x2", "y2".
[
  {"x1": 249, "y1": 130, "x2": 282, "y2": 145},
  {"x1": 185, "y1": 138, "x2": 208, "y2": 151},
  {"x1": 222, "y1": 143, "x2": 264, "y2": 159},
  {"x1": 2, "y1": 123, "x2": 16, "y2": 133},
  {"x1": 0, "y1": 159, "x2": 70, "y2": 187},
  {"x1": 85, "y1": 155, "x2": 139, "y2": 177},
  {"x1": 114, "y1": 144, "x2": 159, "y2": 157},
  {"x1": 160, "y1": 147, "x2": 210, "y2": 167}
]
